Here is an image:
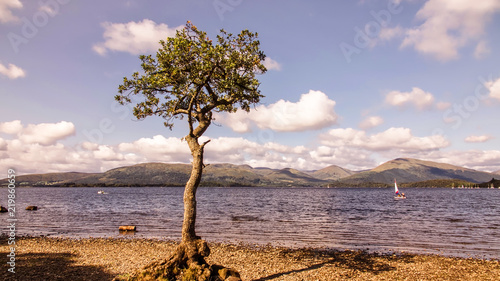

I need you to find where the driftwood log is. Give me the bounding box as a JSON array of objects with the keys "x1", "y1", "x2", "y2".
[{"x1": 119, "y1": 225, "x2": 136, "y2": 231}]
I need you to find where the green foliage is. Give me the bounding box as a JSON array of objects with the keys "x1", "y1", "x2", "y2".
[
  {"x1": 399, "y1": 179, "x2": 474, "y2": 188},
  {"x1": 116, "y1": 21, "x2": 267, "y2": 134}
]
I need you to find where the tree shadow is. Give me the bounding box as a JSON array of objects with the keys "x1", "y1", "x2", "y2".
[
  {"x1": 253, "y1": 260, "x2": 336, "y2": 281},
  {"x1": 253, "y1": 249, "x2": 411, "y2": 281},
  {"x1": 0, "y1": 251, "x2": 115, "y2": 281}
]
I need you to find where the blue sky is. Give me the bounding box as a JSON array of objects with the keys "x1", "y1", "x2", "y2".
[{"x1": 1, "y1": 0, "x2": 500, "y2": 175}]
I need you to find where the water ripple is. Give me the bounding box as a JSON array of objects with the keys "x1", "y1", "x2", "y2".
[{"x1": 1, "y1": 187, "x2": 499, "y2": 259}]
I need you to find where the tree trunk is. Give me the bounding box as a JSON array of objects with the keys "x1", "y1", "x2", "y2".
[
  {"x1": 182, "y1": 135, "x2": 205, "y2": 243},
  {"x1": 119, "y1": 130, "x2": 245, "y2": 280},
  {"x1": 129, "y1": 135, "x2": 213, "y2": 280}
]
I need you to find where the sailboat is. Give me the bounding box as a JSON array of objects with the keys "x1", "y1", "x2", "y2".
[{"x1": 394, "y1": 179, "x2": 406, "y2": 200}]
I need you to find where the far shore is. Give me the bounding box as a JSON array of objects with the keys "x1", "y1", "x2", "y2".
[{"x1": 1, "y1": 236, "x2": 499, "y2": 280}]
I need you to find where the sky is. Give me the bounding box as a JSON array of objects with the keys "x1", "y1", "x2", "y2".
[{"x1": 1, "y1": 0, "x2": 500, "y2": 175}]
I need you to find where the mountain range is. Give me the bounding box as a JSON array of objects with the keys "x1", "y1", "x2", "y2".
[{"x1": 2, "y1": 158, "x2": 498, "y2": 188}]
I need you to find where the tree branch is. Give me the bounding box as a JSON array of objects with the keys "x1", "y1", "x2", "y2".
[
  {"x1": 205, "y1": 84, "x2": 218, "y2": 104},
  {"x1": 187, "y1": 93, "x2": 197, "y2": 136},
  {"x1": 141, "y1": 87, "x2": 172, "y2": 93},
  {"x1": 173, "y1": 109, "x2": 190, "y2": 115},
  {"x1": 200, "y1": 139, "x2": 211, "y2": 149}
]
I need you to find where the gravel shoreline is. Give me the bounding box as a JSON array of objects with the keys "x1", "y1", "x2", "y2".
[{"x1": 1, "y1": 236, "x2": 499, "y2": 280}]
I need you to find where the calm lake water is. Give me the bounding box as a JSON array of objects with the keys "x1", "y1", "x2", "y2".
[{"x1": 1, "y1": 187, "x2": 499, "y2": 259}]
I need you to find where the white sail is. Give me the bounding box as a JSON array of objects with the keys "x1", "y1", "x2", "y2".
[{"x1": 394, "y1": 179, "x2": 406, "y2": 199}]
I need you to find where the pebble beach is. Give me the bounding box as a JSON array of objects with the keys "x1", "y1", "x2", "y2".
[{"x1": 1, "y1": 236, "x2": 499, "y2": 280}]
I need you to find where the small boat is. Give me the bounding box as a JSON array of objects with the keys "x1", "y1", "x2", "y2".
[
  {"x1": 394, "y1": 179, "x2": 406, "y2": 200},
  {"x1": 97, "y1": 190, "x2": 108, "y2": 194}
]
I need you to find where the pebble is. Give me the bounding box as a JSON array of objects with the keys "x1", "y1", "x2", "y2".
[{"x1": 0, "y1": 235, "x2": 498, "y2": 281}]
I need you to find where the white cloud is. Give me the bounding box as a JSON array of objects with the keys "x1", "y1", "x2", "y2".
[
  {"x1": 216, "y1": 90, "x2": 338, "y2": 132},
  {"x1": 116, "y1": 135, "x2": 313, "y2": 170},
  {"x1": 320, "y1": 127, "x2": 449, "y2": 153},
  {"x1": 379, "y1": 25, "x2": 404, "y2": 41},
  {"x1": 81, "y1": 141, "x2": 99, "y2": 151},
  {"x1": 484, "y1": 77, "x2": 500, "y2": 101},
  {"x1": 263, "y1": 57, "x2": 282, "y2": 71},
  {"x1": 0, "y1": 137, "x2": 7, "y2": 150},
  {"x1": 309, "y1": 145, "x2": 376, "y2": 171},
  {"x1": 465, "y1": 135, "x2": 492, "y2": 143},
  {"x1": 385, "y1": 87, "x2": 435, "y2": 110},
  {"x1": 426, "y1": 150, "x2": 500, "y2": 172},
  {"x1": 314, "y1": 127, "x2": 489, "y2": 171},
  {"x1": 1, "y1": 120, "x2": 499, "y2": 175},
  {"x1": 0, "y1": 128, "x2": 135, "y2": 174},
  {"x1": 474, "y1": 40, "x2": 490, "y2": 59},
  {"x1": 0, "y1": 62, "x2": 26, "y2": 79},
  {"x1": 93, "y1": 19, "x2": 183, "y2": 56},
  {"x1": 0, "y1": 120, "x2": 75, "y2": 145},
  {"x1": 400, "y1": 0, "x2": 500, "y2": 61},
  {"x1": 119, "y1": 135, "x2": 308, "y2": 170},
  {"x1": 118, "y1": 135, "x2": 190, "y2": 162},
  {"x1": 19, "y1": 121, "x2": 75, "y2": 145},
  {"x1": 0, "y1": 0, "x2": 22, "y2": 23},
  {"x1": 359, "y1": 116, "x2": 383, "y2": 130},
  {"x1": 0, "y1": 120, "x2": 23, "y2": 134},
  {"x1": 435, "y1": 101, "x2": 451, "y2": 111},
  {"x1": 93, "y1": 145, "x2": 125, "y2": 161},
  {"x1": 2, "y1": 141, "x2": 78, "y2": 174},
  {"x1": 370, "y1": 25, "x2": 405, "y2": 48},
  {"x1": 38, "y1": 1, "x2": 61, "y2": 17},
  {"x1": 204, "y1": 137, "x2": 256, "y2": 163}
]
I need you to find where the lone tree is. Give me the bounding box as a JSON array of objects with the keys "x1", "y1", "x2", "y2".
[{"x1": 116, "y1": 22, "x2": 267, "y2": 280}]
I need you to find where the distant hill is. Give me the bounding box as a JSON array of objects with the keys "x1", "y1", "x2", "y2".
[
  {"x1": 65, "y1": 163, "x2": 192, "y2": 186},
  {"x1": 202, "y1": 164, "x2": 261, "y2": 186},
  {"x1": 262, "y1": 168, "x2": 325, "y2": 186},
  {"x1": 494, "y1": 170, "x2": 500, "y2": 175},
  {"x1": 308, "y1": 165, "x2": 355, "y2": 181},
  {"x1": 3, "y1": 163, "x2": 327, "y2": 187},
  {"x1": 335, "y1": 158, "x2": 495, "y2": 185},
  {"x1": 1, "y1": 158, "x2": 497, "y2": 187},
  {"x1": 3, "y1": 172, "x2": 100, "y2": 187}
]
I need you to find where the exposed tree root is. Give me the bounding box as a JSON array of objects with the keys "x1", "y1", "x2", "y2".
[{"x1": 114, "y1": 239, "x2": 241, "y2": 281}]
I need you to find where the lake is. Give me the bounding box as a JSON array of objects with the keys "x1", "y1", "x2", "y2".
[{"x1": 1, "y1": 187, "x2": 499, "y2": 259}]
